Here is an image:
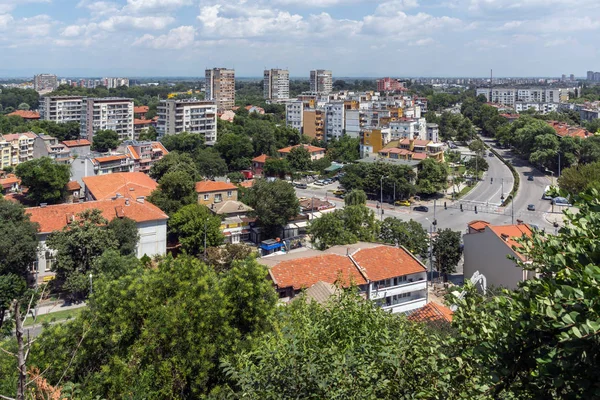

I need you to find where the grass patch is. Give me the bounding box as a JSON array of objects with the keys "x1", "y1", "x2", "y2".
[
  {"x1": 24, "y1": 307, "x2": 85, "y2": 327},
  {"x1": 456, "y1": 184, "x2": 476, "y2": 199}
]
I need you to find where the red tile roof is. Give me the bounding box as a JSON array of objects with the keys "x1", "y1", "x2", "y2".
[
  {"x1": 26, "y1": 198, "x2": 168, "y2": 234},
  {"x1": 0, "y1": 175, "x2": 20, "y2": 189},
  {"x1": 134, "y1": 106, "x2": 149, "y2": 114},
  {"x1": 352, "y1": 246, "x2": 426, "y2": 282},
  {"x1": 62, "y1": 139, "x2": 91, "y2": 147},
  {"x1": 127, "y1": 145, "x2": 140, "y2": 160},
  {"x1": 252, "y1": 154, "x2": 269, "y2": 163},
  {"x1": 92, "y1": 154, "x2": 129, "y2": 164},
  {"x1": 468, "y1": 220, "x2": 490, "y2": 232},
  {"x1": 547, "y1": 121, "x2": 591, "y2": 139},
  {"x1": 65, "y1": 181, "x2": 81, "y2": 191},
  {"x1": 278, "y1": 144, "x2": 325, "y2": 154},
  {"x1": 412, "y1": 153, "x2": 428, "y2": 160},
  {"x1": 239, "y1": 180, "x2": 255, "y2": 188},
  {"x1": 83, "y1": 172, "x2": 158, "y2": 200},
  {"x1": 134, "y1": 118, "x2": 154, "y2": 125},
  {"x1": 7, "y1": 110, "x2": 40, "y2": 119},
  {"x1": 408, "y1": 302, "x2": 453, "y2": 323},
  {"x1": 195, "y1": 180, "x2": 238, "y2": 193},
  {"x1": 151, "y1": 142, "x2": 168, "y2": 154},
  {"x1": 398, "y1": 138, "x2": 431, "y2": 146},
  {"x1": 488, "y1": 224, "x2": 533, "y2": 260},
  {"x1": 270, "y1": 254, "x2": 368, "y2": 290},
  {"x1": 2, "y1": 132, "x2": 37, "y2": 141}
]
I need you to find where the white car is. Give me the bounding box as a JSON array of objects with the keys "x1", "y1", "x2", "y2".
[{"x1": 314, "y1": 180, "x2": 325, "y2": 186}]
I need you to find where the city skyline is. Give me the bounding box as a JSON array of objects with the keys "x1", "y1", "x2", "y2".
[{"x1": 0, "y1": 0, "x2": 599, "y2": 77}]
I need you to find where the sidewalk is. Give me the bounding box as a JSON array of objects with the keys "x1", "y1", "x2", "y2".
[{"x1": 34, "y1": 300, "x2": 87, "y2": 317}]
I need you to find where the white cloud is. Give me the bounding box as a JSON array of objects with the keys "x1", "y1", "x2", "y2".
[
  {"x1": 0, "y1": 13, "x2": 13, "y2": 29},
  {"x1": 375, "y1": 0, "x2": 419, "y2": 15},
  {"x1": 97, "y1": 15, "x2": 175, "y2": 31},
  {"x1": 133, "y1": 25, "x2": 195, "y2": 49},
  {"x1": 271, "y1": 0, "x2": 364, "y2": 6},
  {"x1": 77, "y1": 0, "x2": 121, "y2": 18},
  {"x1": 125, "y1": 0, "x2": 193, "y2": 12},
  {"x1": 409, "y1": 37, "x2": 435, "y2": 46},
  {"x1": 0, "y1": 0, "x2": 49, "y2": 13},
  {"x1": 362, "y1": 12, "x2": 462, "y2": 36}
]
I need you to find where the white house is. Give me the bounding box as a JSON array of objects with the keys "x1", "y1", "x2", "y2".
[
  {"x1": 262, "y1": 242, "x2": 428, "y2": 314},
  {"x1": 26, "y1": 197, "x2": 168, "y2": 284},
  {"x1": 463, "y1": 220, "x2": 534, "y2": 291}
]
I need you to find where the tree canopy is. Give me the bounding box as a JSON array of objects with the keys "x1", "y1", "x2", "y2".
[
  {"x1": 309, "y1": 205, "x2": 379, "y2": 250},
  {"x1": 243, "y1": 179, "x2": 299, "y2": 236},
  {"x1": 91, "y1": 129, "x2": 120, "y2": 152},
  {"x1": 15, "y1": 157, "x2": 70, "y2": 205},
  {"x1": 417, "y1": 158, "x2": 449, "y2": 195},
  {"x1": 147, "y1": 170, "x2": 197, "y2": 215},
  {"x1": 170, "y1": 204, "x2": 224, "y2": 257}
]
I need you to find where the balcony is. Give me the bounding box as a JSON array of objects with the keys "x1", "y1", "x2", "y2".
[{"x1": 369, "y1": 279, "x2": 427, "y2": 301}]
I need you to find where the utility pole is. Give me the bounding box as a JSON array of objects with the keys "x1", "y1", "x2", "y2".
[
  {"x1": 204, "y1": 218, "x2": 208, "y2": 258},
  {"x1": 14, "y1": 300, "x2": 25, "y2": 400}
]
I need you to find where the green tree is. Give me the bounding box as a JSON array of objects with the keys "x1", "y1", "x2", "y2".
[
  {"x1": 138, "y1": 126, "x2": 158, "y2": 141},
  {"x1": 263, "y1": 158, "x2": 290, "y2": 178},
  {"x1": 311, "y1": 157, "x2": 332, "y2": 173},
  {"x1": 147, "y1": 170, "x2": 197, "y2": 215},
  {"x1": 160, "y1": 131, "x2": 204, "y2": 153},
  {"x1": 327, "y1": 136, "x2": 359, "y2": 162},
  {"x1": 17, "y1": 103, "x2": 30, "y2": 111},
  {"x1": 0, "y1": 200, "x2": 39, "y2": 331},
  {"x1": 286, "y1": 146, "x2": 312, "y2": 172},
  {"x1": 195, "y1": 148, "x2": 228, "y2": 179},
  {"x1": 344, "y1": 189, "x2": 367, "y2": 206},
  {"x1": 245, "y1": 179, "x2": 299, "y2": 236},
  {"x1": 170, "y1": 204, "x2": 224, "y2": 257},
  {"x1": 91, "y1": 129, "x2": 120, "y2": 152},
  {"x1": 15, "y1": 157, "x2": 70, "y2": 205},
  {"x1": 107, "y1": 217, "x2": 139, "y2": 256},
  {"x1": 149, "y1": 151, "x2": 199, "y2": 181},
  {"x1": 468, "y1": 138, "x2": 485, "y2": 155},
  {"x1": 557, "y1": 161, "x2": 600, "y2": 195},
  {"x1": 46, "y1": 209, "x2": 120, "y2": 299},
  {"x1": 379, "y1": 218, "x2": 429, "y2": 257},
  {"x1": 215, "y1": 133, "x2": 253, "y2": 171},
  {"x1": 205, "y1": 243, "x2": 254, "y2": 273},
  {"x1": 309, "y1": 205, "x2": 379, "y2": 250},
  {"x1": 417, "y1": 158, "x2": 449, "y2": 195},
  {"x1": 432, "y1": 228, "x2": 462, "y2": 282},
  {"x1": 465, "y1": 156, "x2": 489, "y2": 174}
]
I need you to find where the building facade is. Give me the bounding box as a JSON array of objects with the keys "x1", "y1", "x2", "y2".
[
  {"x1": 475, "y1": 87, "x2": 567, "y2": 106},
  {"x1": 324, "y1": 101, "x2": 345, "y2": 140},
  {"x1": 310, "y1": 70, "x2": 333, "y2": 95},
  {"x1": 205, "y1": 68, "x2": 236, "y2": 111},
  {"x1": 377, "y1": 77, "x2": 405, "y2": 92},
  {"x1": 119, "y1": 140, "x2": 169, "y2": 173},
  {"x1": 263, "y1": 69, "x2": 290, "y2": 100},
  {"x1": 156, "y1": 99, "x2": 217, "y2": 143},
  {"x1": 80, "y1": 97, "x2": 135, "y2": 142},
  {"x1": 285, "y1": 101, "x2": 304, "y2": 132},
  {"x1": 0, "y1": 132, "x2": 36, "y2": 167},
  {"x1": 33, "y1": 74, "x2": 58, "y2": 93},
  {"x1": 195, "y1": 180, "x2": 238, "y2": 205},
  {"x1": 39, "y1": 96, "x2": 84, "y2": 123}
]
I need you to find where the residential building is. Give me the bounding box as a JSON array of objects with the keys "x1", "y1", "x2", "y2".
[
  {"x1": 205, "y1": 68, "x2": 236, "y2": 111},
  {"x1": 70, "y1": 154, "x2": 136, "y2": 187},
  {"x1": 62, "y1": 139, "x2": 91, "y2": 157},
  {"x1": 134, "y1": 118, "x2": 156, "y2": 138},
  {"x1": 263, "y1": 242, "x2": 428, "y2": 314},
  {"x1": 514, "y1": 102, "x2": 559, "y2": 114},
  {"x1": 310, "y1": 70, "x2": 333, "y2": 95},
  {"x1": 377, "y1": 77, "x2": 405, "y2": 92},
  {"x1": 345, "y1": 109, "x2": 361, "y2": 138},
  {"x1": 0, "y1": 174, "x2": 20, "y2": 195},
  {"x1": 0, "y1": 132, "x2": 36, "y2": 167},
  {"x1": 324, "y1": 101, "x2": 345, "y2": 140},
  {"x1": 426, "y1": 123, "x2": 439, "y2": 142},
  {"x1": 210, "y1": 200, "x2": 254, "y2": 244},
  {"x1": 33, "y1": 74, "x2": 58, "y2": 93},
  {"x1": 463, "y1": 221, "x2": 534, "y2": 290},
  {"x1": 252, "y1": 154, "x2": 269, "y2": 176},
  {"x1": 302, "y1": 109, "x2": 325, "y2": 140},
  {"x1": 134, "y1": 106, "x2": 149, "y2": 119},
  {"x1": 547, "y1": 121, "x2": 592, "y2": 140},
  {"x1": 39, "y1": 96, "x2": 83, "y2": 123},
  {"x1": 407, "y1": 302, "x2": 453, "y2": 325},
  {"x1": 278, "y1": 144, "x2": 326, "y2": 161},
  {"x1": 156, "y1": 99, "x2": 217, "y2": 143},
  {"x1": 119, "y1": 140, "x2": 169, "y2": 173},
  {"x1": 389, "y1": 118, "x2": 426, "y2": 141},
  {"x1": 264, "y1": 69, "x2": 290, "y2": 100},
  {"x1": 195, "y1": 180, "x2": 238, "y2": 205},
  {"x1": 285, "y1": 101, "x2": 304, "y2": 132},
  {"x1": 7, "y1": 110, "x2": 40, "y2": 120},
  {"x1": 82, "y1": 171, "x2": 158, "y2": 201},
  {"x1": 103, "y1": 77, "x2": 130, "y2": 89},
  {"x1": 32, "y1": 134, "x2": 70, "y2": 163},
  {"x1": 475, "y1": 87, "x2": 568, "y2": 106},
  {"x1": 26, "y1": 197, "x2": 168, "y2": 284},
  {"x1": 80, "y1": 97, "x2": 135, "y2": 142},
  {"x1": 587, "y1": 71, "x2": 600, "y2": 82},
  {"x1": 360, "y1": 129, "x2": 384, "y2": 158}
]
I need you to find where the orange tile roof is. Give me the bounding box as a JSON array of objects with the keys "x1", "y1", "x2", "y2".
[
  {"x1": 134, "y1": 118, "x2": 154, "y2": 125},
  {"x1": 195, "y1": 180, "x2": 238, "y2": 193},
  {"x1": 62, "y1": 139, "x2": 91, "y2": 147},
  {"x1": 7, "y1": 110, "x2": 40, "y2": 119},
  {"x1": 468, "y1": 220, "x2": 490, "y2": 232},
  {"x1": 278, "y1": 144, "x2": 325, "y2": 154},
  {"x1": 239, "y1": 180, "x2": 255, "y2": 188},
  {"x1": 65, "y1": 181, "x2": 81, "y2": 191},
  {"x1": 547, "y1": 121, "x2": 591, "y2": 139},
  {"x1": 2, "y1": 132, "x2": 37, "y2": 141},
  {"x1": 488, "y1": 224, "x2": 533, "y2": 260},
  {"x1": 151, "y1": 142, "x2": 168, "y2": 154},
  {"x1": 408, "y1": 302, "x2": 453, "y2": 323},
  {"x1": 270, "y1": 254, "x2": 368, "y2": 290},
  {"x1": 127, "y1": 145, "x2": 140, "y2": 160},
  {"x1": 26, "y1": 198, "x2": 168, "y2": 234},
  {"x1": 0, "y1": 175, "x2": 20, "y2": 189},
  {"x1": 352, "y1": 246, "x2": 426, "y2": 282},
  {"x1": 399, "y1": 138, "x2": 431, "y2": 146},
  {"x1": 252, "y1": 154, "x2": 269, "y2": 163},
  {"x1": 134, "y1": 106, "x2": 149, "y2": 114},
  {"x1": 92, "y1": 154, "x2": 129, "y2": 164},
  {"x1": 83, "y1": 172, "x2": 158, "y2": 200}
]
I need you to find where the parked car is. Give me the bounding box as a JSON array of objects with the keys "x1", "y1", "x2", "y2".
[
  {"x1": 394, "y1": 200, "x2": 411, "y2": 207},
  {"x1": 552, "y1": 197, "x2": 572, "y2": 207},
  {"x1": 527, "y1": 204, "x2": 536, "y2": 211},
  {"x1": 323, "y1": 179, "x2": 333, "y2": 185},
  {"x1": 295, "y1": 183, "x2": 308, "y2": 189},
  {"x1": 333, "y1": 189, "x2": 346, "y2": 196},
  {"x1": 314, "y1": 180, "x2": 325, "y2": 186},
  {"x1": 527, "y1": 175, "x2": 534, "y2": 181},
  {"x1": 413, "y1": 206, "x2": 429, "y2": 212},
  {"x1": 488, "y1": 152, "x2": 494, "y2": 157}
]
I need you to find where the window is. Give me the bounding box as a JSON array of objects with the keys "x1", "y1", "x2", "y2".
[
  {"x1": 203, "y1": 194, "x2": 209, "y2": 201},
  {"x1": 45, "y1": 251, "x2": 55, "y2": 272},
  {"x1": 215, "y1": 194, "x2": 222, "y2": 203},
  {"x1": 227, "y1": 191, "x2": 233, "y2": 197}
]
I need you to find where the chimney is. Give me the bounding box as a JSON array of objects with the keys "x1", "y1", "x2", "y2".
[
  {"x1": 125, "y1": 198, "x2": 130, "y2": 206},
  {"x1": 136, "y1": 196, "x2": 145, "y2": 204},
  {"x1": 501, "y1": 233, "x2": 509, "y2": 241},
  {"x1": 116, "y1": 192, "x2": 123, "y2": 198}
]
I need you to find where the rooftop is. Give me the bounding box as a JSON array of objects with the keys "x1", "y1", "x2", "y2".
[
  {"x1": 62, "y1": 139, "x2": 91, "y2": 147},
  {"x1": 352, "y1": 245, "x2": 426, "y2": 282},
  {"x1": 407, "y1": 302, "x2": 453, "y2": 324},
  {"x1": 82, "y1": 172, "x2": 158, "y2": 200},
  {"x1": 195, "y1": 180, "x2": 238, "y2": 193},
  {"x1": 26, "y1": 198, "x2": 168, "y2": 234},
  {"x1": 7, "y1": 110, "x2": 40, "y2": 119},
  {"x1": 278, "y1": 144, "x2": 326, "y2": 154},
  {"x1": 210, "y1": 200, "x2": 253, "y2": 215},
  {"x1": 252, "y1": 154, "x2": 269, "y2": 163}
]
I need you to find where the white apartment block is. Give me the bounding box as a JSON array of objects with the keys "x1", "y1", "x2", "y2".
[
  {"x1": 104, "y1": 78, "x2": 130, "y2": 89},
  {"x1": 345, "y1": 109, "x2": 361, "y2": 138},
  {"x1": 205, "y1": 68, "x2": 236, "y2": 111},
  {"x1": 476, "y1": 87, "x2": 567, "y2": 106},
  {"x1": 33, "y1": 74, "x2": 58, "y2": 93},
  {"x1": 264, "y1": 69, "x2": 290, "y2": 100},
  {"x1": 514, "y1": 102, "x2": 559, "y2": 114},
  {"x1": 310, "y1": 70, "x2": 333, "y2": 95},
  {"x1": 324, "y1": 102, "x2": 345, "y2": 141},
  {"x1": 80, "y1": 98, "x2": 135, "y2": 142},
  {"x1": 286, "y1": 101, "x2": 304, "y2": 132},
  {"x1": 157, "y1": 99, "x2": 217, "y2": 143},
  {"x1": 39, "y1": 96, "x2": 84, "y2": 123},
  {"x1": 390, "y1": 118, "x2": 426, "y2": 141},
  {"x1": 426, "y1": 123, "x2": 439, "y2": 142}
]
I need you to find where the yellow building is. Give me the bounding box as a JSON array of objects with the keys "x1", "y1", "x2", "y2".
[
  {"x1": 0, "y1": 132, "x2": 36, "y2": 167},
  {"x1": 302, "y1": 109, "x2": 324, "y2": 140},
  {"x1": 195, "y1": 180, "x2": 238, "y2": 206}
]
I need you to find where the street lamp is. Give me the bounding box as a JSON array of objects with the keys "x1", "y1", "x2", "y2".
[
  {"x1": 89, "y1": 273, "x2": 93, "y2": 295},
  {"x1": 500, "y1": 178, "x2": 505, "y2": 202},
  {"x1": 380, "y1": 175, "x2": 388, "y2": 221},
  {"x1": 425, "y1": 217, "x2": 434, "y2": 286}
]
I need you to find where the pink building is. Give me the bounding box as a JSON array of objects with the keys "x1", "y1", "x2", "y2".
[{"x1": 376, "y1": 77, "x2": 405, "y2": 92}]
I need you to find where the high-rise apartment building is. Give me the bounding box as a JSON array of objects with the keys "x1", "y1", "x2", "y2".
[
  {"x1": 285, "y1": 101, "x2": 304, "y2": 132},
  {"x1": 324, "y1": 101, "x2": 345, "y2": 140},
  {"x1": 33, "y1": 74, "x2": 58, "y2": 93},
  {"x1": 263, "y1": 69, "x2": 290, "y2": 100},
  {"x1": 587, "y1": 71, "x2": 600, "y2": 82},
  {"x1": 104, "y1": 78, "x2": 130, "y2": 89},
  {"x1": 377, "y1": 77, "x2": 405, "y2": 92},
  {"x1": 39, "y1": 96, "x2": 84, "y2": 123},
  {"x1": 80, "y1": 98, "x2": 135, "y2": 142},
  {"x1": 475, "y1": 87, "x2": 567, "y2": 106},
  {"x1": 310, "y1": 70, "x2": 333, "y2": 95},
  {"x1": 205, "y1": 68, "x2": 236, "y2": 111},
  {"x1": 157, "y1": 99, "x2": 217, "y2": 143}
]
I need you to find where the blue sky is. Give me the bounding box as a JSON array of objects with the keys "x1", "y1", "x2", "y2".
[{"x1": 1, "y1": 0, "x2": 599, "y2": 77}]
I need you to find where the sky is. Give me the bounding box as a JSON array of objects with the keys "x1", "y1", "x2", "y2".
[{"x1": 0, "y1": 0, "x2": 599, "y2": 78}]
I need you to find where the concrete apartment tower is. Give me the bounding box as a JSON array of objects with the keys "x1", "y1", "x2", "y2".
[
  {"x1": 157, "y1": 99, "x2": 217, "y2": 144},
  {"x1": 39, "y1": 96, "x2": 84, "y2": 123},
  {"x1": 309, "y1": 70, "x2": 333, "y2": 95},
  {"x1": 205, "y1": 68, "x2": 236, "y2": 111},
  {"x1": 263, "y1": 69, "x2": 290, "y2": 100},
  {"x1": 80, "y1": 97, "x2": 135, "y2": 142},
  {"x1": 33, "y1": 74, "x2": 58, "y2": 93}
]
